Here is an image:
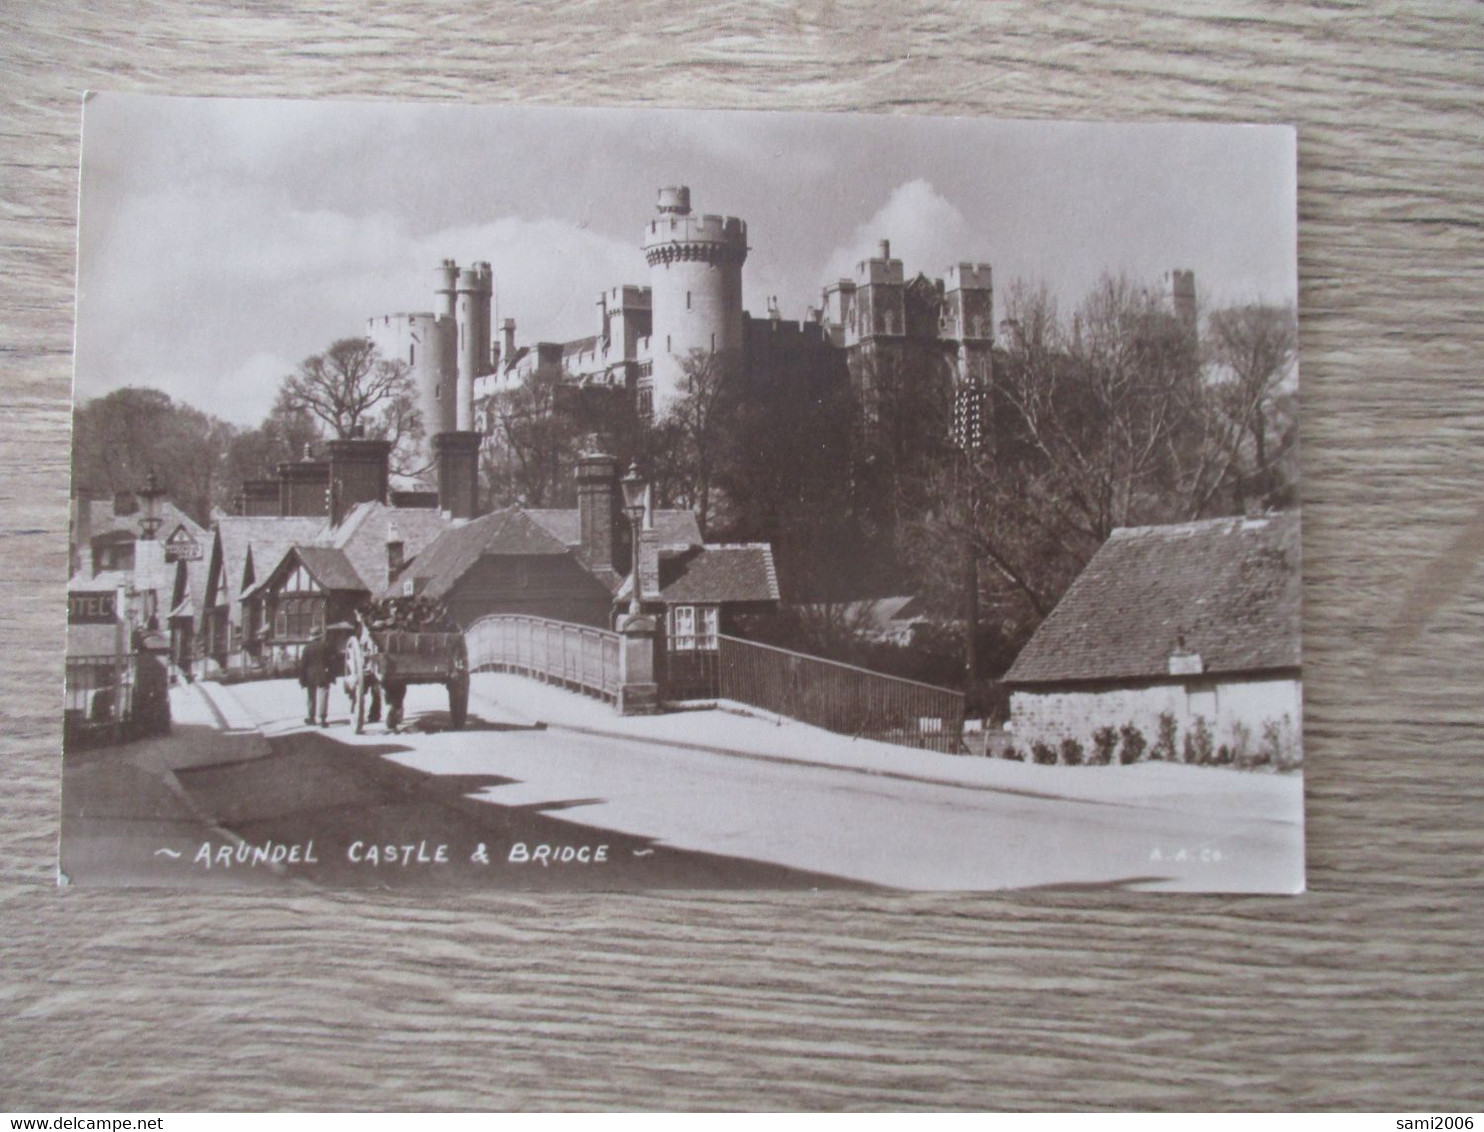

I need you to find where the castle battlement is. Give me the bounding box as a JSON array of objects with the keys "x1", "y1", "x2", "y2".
[
  {"x1": 368, "y1": 311, "x2": 450, "y2": 328},
  {"x1": 643, "y1": 213, "x2": 748, "y2": 263},
  {"x1": 945, "y1": 263, "x2": 993, "y2": 291},
  {"x1": 605, "y1": 284, "x2": 652, "y2": 309}
]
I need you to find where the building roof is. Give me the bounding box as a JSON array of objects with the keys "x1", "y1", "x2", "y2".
[
  {"x1": 397, "y1": 507, "x2": 572, "y2": 599},
  {"x1": 658, "y1": 544, "x2": 782, "y2": 605},
  {"x1": 292, "y1": 547, "x2": 369, "y2": 592},
  {"x1": 210, "y1": 516, "x2": 328, "y2": 609},
  {"x1": 67, "y1": 569, "x2": 132, "y2": 593},
  {"x1": 1004, "y1": 512, "x2": 1301, "y2": 686},
  {"x1": 329, "y1": 501, "x2": 451, "y2": 594},
  {"x1": 525, "y1": 508, "x2": 704, "y2": 553},
  {"x1": 79, "y1": 497, "x2": 205, "y2": 543}
]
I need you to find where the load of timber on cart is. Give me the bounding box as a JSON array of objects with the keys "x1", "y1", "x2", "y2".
[{"x1": 342, "y1": 596, "x2": 469, "y2": 733}]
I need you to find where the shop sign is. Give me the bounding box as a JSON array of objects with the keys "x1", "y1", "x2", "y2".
[
  {"x1": 69, "y1": 591, "x2": 118, "y2": 624},
  {"x1": 163, "y1": 524, "x2": 203, "y2": 562}
]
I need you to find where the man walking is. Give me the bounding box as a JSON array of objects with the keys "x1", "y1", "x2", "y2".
[{"x1": 299, "y1": 626, "x2": 334, "y2": 727}]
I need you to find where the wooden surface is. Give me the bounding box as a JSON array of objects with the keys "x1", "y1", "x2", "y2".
[{"x1": 3, "y1": 1, "x2": 1481, "y2": 1112}]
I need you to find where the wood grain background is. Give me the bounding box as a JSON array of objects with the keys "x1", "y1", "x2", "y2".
[{"x1": 2, "y1": 1, "x2": 1480, "y2": 1111}]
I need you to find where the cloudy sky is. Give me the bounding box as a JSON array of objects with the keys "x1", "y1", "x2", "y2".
[{"x1": 75, "y1": 94, "x2": 1296, "y2": 426}]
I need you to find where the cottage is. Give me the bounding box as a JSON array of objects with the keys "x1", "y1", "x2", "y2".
[{"x1": 1003, "y1": 512, "x2": 1301, "y2": 765}]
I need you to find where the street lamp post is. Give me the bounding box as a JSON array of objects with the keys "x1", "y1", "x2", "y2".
[
  {"x1": 137, "y1": 469, "x2": 166, "y2": 540},
  {"x1": 620, "y1": 462, "x2": 647, "y2": 617},
  {"x1": 135, "y1": 469, "x2": 168, "y2": 632}
]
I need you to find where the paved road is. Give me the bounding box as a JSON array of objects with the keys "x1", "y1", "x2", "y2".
[
  {"x1": 60, "y1": 680, "x2": 841, "y2": 891},
  {"x1": 168, "y1": 677, "x2": 1303, "y2": 893}
]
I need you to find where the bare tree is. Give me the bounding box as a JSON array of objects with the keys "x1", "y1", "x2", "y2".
[
  {"x1": 276, "y1": 337, "x2": 423, "y2": 475},
  {"x1": 653, "y1": 349, "x2": 740, "y2": 535},
  {"x1": 1200, "y1": 303, "x2": 1298, "y2": 511},
  {"x1": 480, "y1": 365, "x2": 583, "y2": 507}
]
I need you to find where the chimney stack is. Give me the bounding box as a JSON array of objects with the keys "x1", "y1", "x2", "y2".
[
  {"x1": 576, "y1": 451, "x2": 620, "y2": 572},
  {"x1": 386, "y1": 520, "x2": 405, "y2": 583},
  {"x1": 638, "y1": 484, "x2": 660, "y2": 601},
  {"x1": 278, "y1": 450, "x2": 330, "y2": 518},
  {"x1": 434, "y1": 432, "x2": 481, "y2": 522},
  {"x1": 238, "y1": 479, "x2": 281, "y2": 516},
  {"x1": 501, "y1": 319, "x2": 516, "y2": 370},
  {"x1": 326, "y1": 437, "x2": 392, "y2": 527}
]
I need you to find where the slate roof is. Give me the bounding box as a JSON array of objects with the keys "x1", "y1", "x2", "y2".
[
  {"x1": 396, "y1": 507, "x2": 572, "y2": 599},
  {"x1": 1004, "y1": 512, "x2": 1301, "y2": 686},
  {"x1": 658, "y1": 544, "x2": 781, "y2": 605},
  {"x1": 525, "y1": 509, "x2": 704, "y2": 553}
]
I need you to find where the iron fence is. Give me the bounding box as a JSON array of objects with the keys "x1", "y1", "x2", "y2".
[
  {"x1": 716, "y1": 634, "x2": 966, "y2": 753},
  {"x1": 465, "y1": 615, "x2": 621, "y2": 701},
  {"x1": 64, "y1": 652, "x2": 170, "y2": 748}
]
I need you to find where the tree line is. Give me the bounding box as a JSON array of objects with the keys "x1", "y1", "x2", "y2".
[{"x1": 72, "y1": 337, "x2": 424, "y2": 525}]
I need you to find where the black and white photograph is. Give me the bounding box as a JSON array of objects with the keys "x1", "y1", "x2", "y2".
[{"x1": 63, "y1": 94, "x2": 1302, "y2": 892}]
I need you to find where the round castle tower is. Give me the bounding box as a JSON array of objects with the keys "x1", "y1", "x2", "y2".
[
  {"x1": 641, "y1": 186, "x2": 747, "y2": 413},
  {"x1": 455, "y1": 261, "x2": 493, "y2": 430}
]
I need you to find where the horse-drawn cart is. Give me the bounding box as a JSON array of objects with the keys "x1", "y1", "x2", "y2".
[{"x1": 342, "y1": 599, "x2": 469, "y2": 734}]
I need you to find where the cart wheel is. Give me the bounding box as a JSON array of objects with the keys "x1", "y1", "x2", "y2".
[{"x1": 449, "y1": 677, "x2": 469, "y2": 731}]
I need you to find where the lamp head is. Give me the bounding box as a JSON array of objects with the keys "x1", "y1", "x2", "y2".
[{"x1": 620, "y1": 462, "x2": 647, "y2": 522}]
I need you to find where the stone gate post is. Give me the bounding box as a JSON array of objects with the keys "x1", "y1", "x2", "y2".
[{"x1": 616, "y1": 613, "x2": 660, "y2": 715}]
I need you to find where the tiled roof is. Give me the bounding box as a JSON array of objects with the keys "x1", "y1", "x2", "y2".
[
  {"x1": 293, "y1": 547, "x2": 369, "y2": 592},
  {"x1": 212, "y1": 516, "x2": 327, "y2": 607},
  {"x1": 1004, "y1": 512, "x2": 1301, "y2": 686},
  {"x1": 398, "y1": 507, "x2": 572, "y2": 599},
  {"x1": 526, "y1": 508, "x2": 704, "y2": 552},
  {"x1": 331, "y1": 502, "x2": 451, "y2": 594},
  {"x1": 659, "y1": 544, "x2": 781, "y2": 605},
  {"x1": 82, "y1": 498, "x2": 205, "y2": 542}
]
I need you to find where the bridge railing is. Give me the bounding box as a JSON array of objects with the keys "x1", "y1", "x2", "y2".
[
  {"x1": 716, "y1": 634, "x2": 966, "y2": 754},
  {"x1": 465, "y1": 615, "x2": 621, "y2": 702}
]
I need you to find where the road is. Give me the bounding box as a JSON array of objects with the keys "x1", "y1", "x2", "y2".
[{"x1": 60, "y1": 675, "x2": 1304, "y2": 892}]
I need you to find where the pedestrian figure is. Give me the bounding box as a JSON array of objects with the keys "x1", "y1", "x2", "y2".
[{"x1": 299, "y1": 626, "x2": 334, "y2": 727}]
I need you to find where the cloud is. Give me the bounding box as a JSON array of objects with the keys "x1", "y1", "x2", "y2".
[
  {"x1": 73, "y1": 180, "x2": 647, "y2": 427},
  {"x1": 818, "y1": 179, "x2": 980, "y2": 285}
]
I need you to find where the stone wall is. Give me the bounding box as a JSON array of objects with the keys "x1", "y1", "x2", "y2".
[{"x1": 1009, "y1": 675, "x2": 1302, "y2": 761}]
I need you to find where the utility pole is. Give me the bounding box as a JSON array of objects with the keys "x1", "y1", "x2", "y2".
[{"x1": 952, "y1": 370, "x2": 985, "y2": 687}]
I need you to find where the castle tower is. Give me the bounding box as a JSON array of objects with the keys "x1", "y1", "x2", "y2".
[
  {"x1": 642, "y1": 186, "x2": 748, "y2": 414},
  {"x1": 1164, "y1": 268, "x2": 1197, "y2": 338},
  {"x1": 944, "y1": 262, "x2": 994, "y2": 388},
  {"x1": 365, "y1": 309, "x2": 456, "y2": 476},
  {"x1": 455, "y1": 261, "x2": 492, "y2": 430},
  {"x1": 851, "y1": 239, "x2": 906, "y2": 345},
  {"x1": 436, "y1": 259, "x2": 458, "y2": 323}
]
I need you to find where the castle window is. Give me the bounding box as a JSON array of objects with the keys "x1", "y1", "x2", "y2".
[
  {"x1": 409, "y1": 344, "x2": 415, "y2": 365},
  {"x1": 666, "y1": 335, "x2": 671, "y2": 352},
  {"x1": 686, "y1": 290, "x2": 691, "y2": 310}
]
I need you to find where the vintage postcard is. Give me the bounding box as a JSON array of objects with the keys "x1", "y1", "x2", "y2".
[{"x1": 64, "y1": 95, "x2": 1302, "y2": 891}]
